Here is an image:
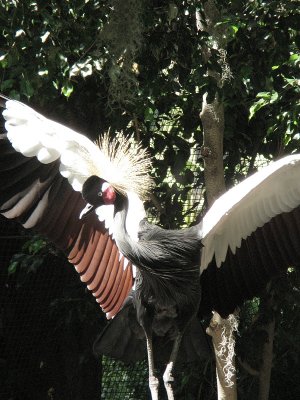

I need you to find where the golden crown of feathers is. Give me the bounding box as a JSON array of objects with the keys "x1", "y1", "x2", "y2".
[{"x1": 97, "y1": 133, "x2": 153, "y2": 200}]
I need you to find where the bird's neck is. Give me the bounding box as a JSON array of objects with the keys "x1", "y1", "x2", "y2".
[{"x1": 113, "y1": 193, "x2": 142, "y2": 262}]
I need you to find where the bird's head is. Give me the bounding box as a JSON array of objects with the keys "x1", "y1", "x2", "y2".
[{"x1": 80, "y1": 175, "x2": 117, "y2": 219}]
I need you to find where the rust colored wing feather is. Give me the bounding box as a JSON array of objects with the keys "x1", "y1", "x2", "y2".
[
  {"x1": 95, "y1": 248, "x2": 123, "y2": 302},
  {"x1": 0, "y1": 134, "x2": 133, "y2": 318},
  {"x1": 106, "y1": 264, "x2": 133, "y2": 319},
  {"x1": 98, "y1": 255, "x2": 125, "y2": 306}
]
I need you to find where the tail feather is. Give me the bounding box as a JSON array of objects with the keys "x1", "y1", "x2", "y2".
[
  {"x1": 93, "y1": 294, "x2": 212, "y2": 364},
  {"x1": 180, "y1": 317, "x2": 212, "y2": 362},
  {"x1": 93, "y1": 296, "x2": 146, "y2": 364}
]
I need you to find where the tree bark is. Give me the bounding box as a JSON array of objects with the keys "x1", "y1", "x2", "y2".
[
  {"x1": 200, "y1": 92, "x2": 225, "y2": 205},
  {"x1": 257, "y1": 285, "x2": 276, "y2": 400},
  {"x1": 206, "y1": 313, "x2": 238, "y2": 400},
  {"x1": 197, "y1": 2, "x2": 238, "y2": 399},
  {"x1": 258, "y1": 318, "x2": 275, "y2": 400}
]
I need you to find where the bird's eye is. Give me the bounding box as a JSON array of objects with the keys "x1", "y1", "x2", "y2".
[{"x1": 97, "y1": 191, "x2": 103, "y2": 197}]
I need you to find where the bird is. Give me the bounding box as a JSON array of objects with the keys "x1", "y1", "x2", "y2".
[{"x1": 1, "y1": 94, "x2": 300, "y2": 399}]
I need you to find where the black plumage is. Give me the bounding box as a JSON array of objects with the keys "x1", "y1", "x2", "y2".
[{"x1": 83, "y1": 178, "x2": 210, "y2": 398}]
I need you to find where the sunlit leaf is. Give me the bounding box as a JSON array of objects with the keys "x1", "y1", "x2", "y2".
[
  {"x1": 40, "y1": 31, "x2": 50, "y2": 43},
  {"x1": 249, "y1": 98, "x2": 267, "y2": 120},
  {"x1": 61, "y1": 82, "x2": 74, "y2": 97}
]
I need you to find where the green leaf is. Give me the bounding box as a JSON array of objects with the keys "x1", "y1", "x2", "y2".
[
  {"x1": 0, "y1": 79, "x2": 15, "y2": 91},
  {"x1": 0, "y1": 53, "x2": 8, "y2": 68},
  {"x1": 28, "y1": 238, "x2": 46, "y2": 255},
  {"x1": 8, "y1": 261, "x2": 19, "y2": 276},
  {"x1": 289, "y1": 53, "x2": 300, "y2": 62},
  {"x1": 20, "y1": 79, "x2": 34, "y2": 99},
  {"x1": 53, "y1": 81, "x2": 59, "y2": 90},
  {"x1": 38, "y1": 69, "x2": 49, "y2": 76},
  {"x1": 144, "y1": 107, "x2": 154, "y2": 122},
  {"x1": 249, "y1": 98, "x2": 267, "y2": 120},
  {"x1": 270, "y1": 91, "x2": 278, "y2": 103},
  {"x1": 256, "y1": 91, "x2": 272, "y2": 100},
  {"x1": 61, "y1": 82, "x2": 74, "y2": 98},
  {"x1": 283, "y1": 76, "x2": 300, "y2": 88},
  {"x1": 249, "y1": 91, "x2": 278, "y2": 120}
]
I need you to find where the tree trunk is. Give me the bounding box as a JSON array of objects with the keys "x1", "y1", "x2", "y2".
[
  {"x1": 257, "y1": 284, "x2": 276, "y2": 400},
  {"x1": 197, "y1": 2, "x2": 238, "y2": 399},
  {"x1": 200, "y1": 76, "x2": 238, "y2": 400},
  {"x1": 200, "y1": 93, "x2": 225, "y2": 205},
  {"x1": 258, "y1": 318, "x2": 275, "y2": 400},
  {"x1": 206, "y1": 313, "x2": 238, "y2": 400}
]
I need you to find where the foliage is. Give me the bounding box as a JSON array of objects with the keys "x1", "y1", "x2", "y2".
[
  {"x1": 7, "y1": 236, "x2": 48, "y2": 285},
  {"x1": 219, "y1": 0, "x2": 300, "y2": 181},
  {"x1": 1, "y1": 229, "x2": 104, "y2": 400},
  {"x1": 237, "y1": 269, "x2": 300, "y2": 399},
  {"x1": 0, "y1": 0, "x2": 300, "y2": 399}
]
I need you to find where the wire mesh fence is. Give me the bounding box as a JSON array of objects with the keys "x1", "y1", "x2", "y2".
[
  {"x1": 0, "y1": 216, "x2": 150, "y2": 400},
  {"x1": 0, "y1": 214, "x2": 215, "y2": 400},
  {"x1": 0, "y1": 137, "x2": 215, "y2": 400},
  {"x1": 101, "y1": 358, "x2": 148, "y2": 399}
]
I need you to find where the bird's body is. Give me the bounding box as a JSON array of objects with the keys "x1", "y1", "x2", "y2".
[
  {"x1": 1, "y1": 95, "x2": 300, "y2": 399},
  {"x1": 86, "y1": 179, "x2": 207, "y2": 398},
  {"x1": 127, "y1": 225, "x2": 201, "y2": 331},
  {"x1": 115, "y1": 210, "x2": 202, "y2": 315}
]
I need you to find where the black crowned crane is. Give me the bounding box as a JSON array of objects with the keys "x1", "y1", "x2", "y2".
[{"x1": 1, "y1": 95, "x2": 300, "y2": 399}]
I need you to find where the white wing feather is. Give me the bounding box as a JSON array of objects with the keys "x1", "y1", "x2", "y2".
[
  {"x1": 200, "y1": 155, "x2": 300, "y2": 272},
  {"x1": 3, "y1": 99, "x2": 107, "y2": 192},
  {"x1": 2, "y1": 99, "x2": 145, "y2": 268}
]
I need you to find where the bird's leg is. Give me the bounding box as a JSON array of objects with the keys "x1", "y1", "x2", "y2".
[
  {"x1": 145, "y1": 332, "x2": 159, "y2": 400},
  {"x1": 163, "y1": 332, "x2": 183, "y2": 400}
]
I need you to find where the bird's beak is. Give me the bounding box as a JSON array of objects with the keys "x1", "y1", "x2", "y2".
[{"x1": 80, "y1": 203, "x2": 96, "y2": 220}]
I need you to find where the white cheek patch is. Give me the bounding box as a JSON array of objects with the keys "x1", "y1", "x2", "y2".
[{"x1": 101, "y1": 182, "x2": 110, "y2": 192}]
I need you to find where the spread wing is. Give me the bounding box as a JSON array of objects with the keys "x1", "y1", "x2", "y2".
[
  {"x1": 0, "y1": 95, "x2": 134, "y2": 319},
  {"x1": 1, "y1": 95, "x2": 115, "y2": 192},
  {"x1": 199, "y1": 156, "x2": 300, "y2": 317}
]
